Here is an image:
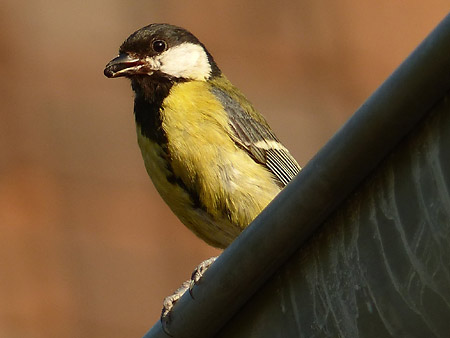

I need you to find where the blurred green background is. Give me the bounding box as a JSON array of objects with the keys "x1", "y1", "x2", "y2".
[{"x1": 0, "y1": 1, "x2": 448, "y2": 337}]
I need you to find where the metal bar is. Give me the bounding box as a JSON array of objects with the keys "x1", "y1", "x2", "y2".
[{"x1": 142, "y1": 12, "x2": 450, "y2": 338}]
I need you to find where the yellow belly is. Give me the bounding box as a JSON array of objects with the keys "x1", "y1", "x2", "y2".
[{"x1": 136, "y1": 81, "x2": 282, "y2": 248}]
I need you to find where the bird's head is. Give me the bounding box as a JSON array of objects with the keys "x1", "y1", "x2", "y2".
[{"x1": 104, "y1": 24, "x2": 221, "y2": 82}]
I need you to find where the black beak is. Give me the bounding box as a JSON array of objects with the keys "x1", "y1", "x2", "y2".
[{"x1": 104, "y1": 54, "x2": 144, "y2": 78}]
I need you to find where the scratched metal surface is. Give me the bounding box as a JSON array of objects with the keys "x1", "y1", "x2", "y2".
[{"x1": 217, "y1": 96, "x2": 450, "y2": 337}]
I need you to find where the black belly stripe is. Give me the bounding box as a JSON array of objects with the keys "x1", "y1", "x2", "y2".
[{"x1": 132, "y1": 76, "x2": 204, "y2": 211}]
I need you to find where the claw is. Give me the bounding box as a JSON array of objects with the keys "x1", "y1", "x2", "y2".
[
  {"x1": 160, "y1": 309, "x2": 173, "y2": 337},
  {"x1": 160, "y1": 256, "x2": 218, "y2": 333},
  {"x1": 188, "y1": 256, "x2": 218, "y2": 298},
  {"x1": 160, "y1": 280, "x2": 190, "y2": 335}
]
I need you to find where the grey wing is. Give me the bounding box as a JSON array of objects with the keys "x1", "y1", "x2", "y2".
[{"x1": 211, "y1": 87, "x2": 301, "y2": 187}]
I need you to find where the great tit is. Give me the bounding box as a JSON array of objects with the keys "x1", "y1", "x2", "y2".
[{"x1": 104, "y1": 23, "x2": 300, "y2": 249}]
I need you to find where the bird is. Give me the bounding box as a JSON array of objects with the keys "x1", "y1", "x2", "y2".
[{"x1": 104, "y1": 23, "x2": 301, "y2": 326}]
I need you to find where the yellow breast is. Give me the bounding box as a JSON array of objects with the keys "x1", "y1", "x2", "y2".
[{"x1": 136, "y1": 80, "x2": 281, "y2": 248}]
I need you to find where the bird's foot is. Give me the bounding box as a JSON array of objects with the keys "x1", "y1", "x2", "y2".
[
  {"x1": 188, "y1": 256, "x2": 217, "y2": 297},
  {"x1": 160, "y1": 256, "x2": 218, "y2": 334},
  {"x1": 161, "y1": 280, "x2": 190, "y2": 335}
]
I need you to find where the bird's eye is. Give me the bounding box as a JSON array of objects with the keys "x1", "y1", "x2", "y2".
[{"x1": 152, "y1": 40, "x2": 167, "y2": 53}]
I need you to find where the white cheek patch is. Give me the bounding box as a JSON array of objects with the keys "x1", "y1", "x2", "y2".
[{"x1": 157, "y1": 42, "x2": 212, "y2": 80}]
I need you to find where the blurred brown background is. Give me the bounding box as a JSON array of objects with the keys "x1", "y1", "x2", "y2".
[{"x1": 0, "y1": 1, "x2": 448, "y2": 337}]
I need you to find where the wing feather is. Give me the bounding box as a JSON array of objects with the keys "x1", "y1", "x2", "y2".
[{"x1": 211, "y1": 87, "x2": 301, "y2": 186}]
